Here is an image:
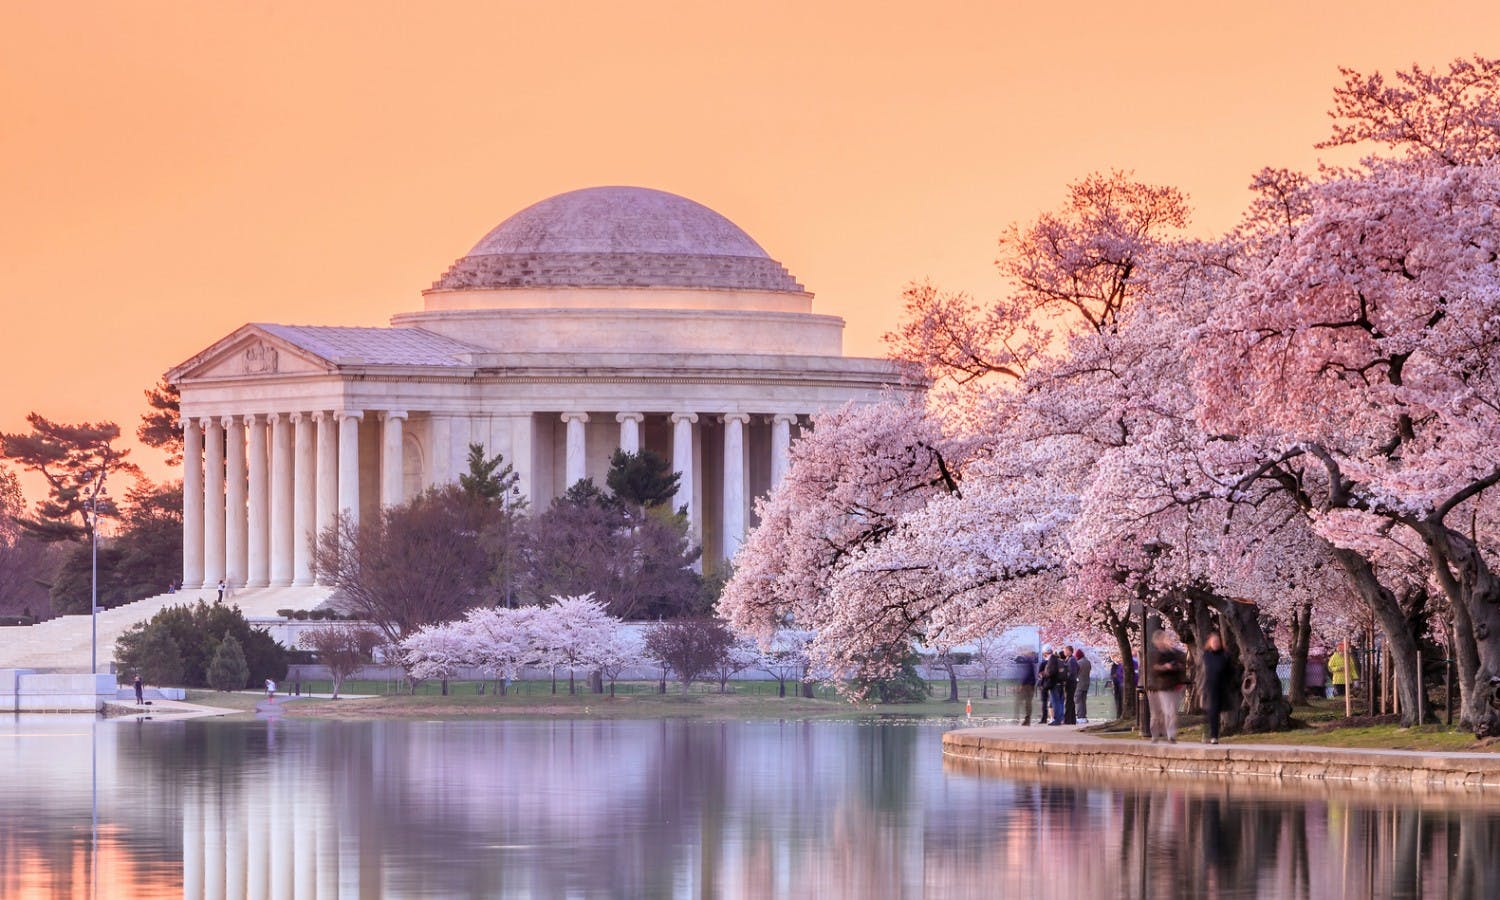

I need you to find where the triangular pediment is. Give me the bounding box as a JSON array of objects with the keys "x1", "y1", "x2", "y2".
[{"x1": 167, "y1": 325, "x2": 335, "y2": 383}]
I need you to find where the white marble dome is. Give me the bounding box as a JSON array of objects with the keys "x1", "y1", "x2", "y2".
[{"x1": 429, "y1": 186, "x2": 805, "y2": 294}]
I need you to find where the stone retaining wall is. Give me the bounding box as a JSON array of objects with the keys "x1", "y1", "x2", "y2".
[
  {"x1": 2, "y1": 668, "x2": 117, "y2": 712},
  {"x1": 942, "y1": 727, "x2": 1500, "y2": 792}
]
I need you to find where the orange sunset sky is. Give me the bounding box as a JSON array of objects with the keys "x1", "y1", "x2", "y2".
[{"x1": 2, "y1": 1, "x2": 1496, "y2": 490}]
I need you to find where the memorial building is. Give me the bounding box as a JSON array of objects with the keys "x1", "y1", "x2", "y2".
[{"x1": 168, "y1": 186, "x2": 911, "y2": 588}]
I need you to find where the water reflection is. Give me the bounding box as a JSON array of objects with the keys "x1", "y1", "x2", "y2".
[{"x1": 0, "y1": 716, "x2": 1496, "y2": 898}]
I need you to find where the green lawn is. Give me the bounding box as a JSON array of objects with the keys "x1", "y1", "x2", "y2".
[{"x1": 246, "y1": 677, "x2": 1030, "y2": 721}]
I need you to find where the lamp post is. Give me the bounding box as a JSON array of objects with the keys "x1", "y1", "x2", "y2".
[{"x1": 89, "y1": 499, "x2": 99, "y2": 674}]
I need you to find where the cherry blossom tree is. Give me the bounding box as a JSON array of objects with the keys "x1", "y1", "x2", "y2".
[
  {"x1": 401, "y1": 622, "x2": 471, "y2": 686},
  {"x1": 1198, "y1": 64, "x2": 1500, "y2": 731},
  {"x1": 531, "y1": 594, "x2": 619, "y2": 695}
]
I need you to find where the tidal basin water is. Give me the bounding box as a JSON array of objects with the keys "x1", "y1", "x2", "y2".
[{"x1": 1, "y1": 716, "x2": 1497, "y2": 899}]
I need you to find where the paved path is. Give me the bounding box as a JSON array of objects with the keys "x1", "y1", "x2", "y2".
[{"x1": 943, "y1": 723, "x2": 1500, "y2": 790}]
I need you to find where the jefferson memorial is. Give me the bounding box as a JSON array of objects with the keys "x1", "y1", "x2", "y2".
[{"x1": 168, "y1": 186, "x2": 910, "y2": 590}]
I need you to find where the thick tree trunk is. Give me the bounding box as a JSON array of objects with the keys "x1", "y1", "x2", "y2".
[
  {"x1": 1288, "y1": 602, "x2": 1312, "y2": 706},
  {"x1": 946, "y1": 665, "x2": 959, "y2": 702},
  {"x1": 1105, "y1": 605, "x2": 1137, "y2": 721},
  {"x1": 1205, "y1": 593, "x2": 1291, "y2": 732},
  {"x1": 1331, "y1": 547, "x2": 1424, "y2": 727},
  {"x1": 1423, "y1": 526, "x2": 1500, "y2": 736}
]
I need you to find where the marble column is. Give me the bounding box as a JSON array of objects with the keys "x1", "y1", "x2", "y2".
[
  {"x1": 315, "y1": 412, "x2": 338, "y2": 568},
  {"x1": 380, "y1": 411, "x2": 408, "y2": 508},
  {"x1": 224, "y1": 416, "x2": 248, "y2": 588},
  {"x1": 429, "y1": 413, "x2": 453, "y2": 487},
  {"x1": 616, "y1": 412, "x2": 644, "y2": 454},
  {"x1": 770, "y1": 414, "x2": 796, "y2": 490},
  {"x1": 203, "y1": 418, "x2": 225, "y2": 589},
  {"x1": 562, "y1": 412, "x2": 589, "y2": 486},
  {"x1": 269, "y1": 414, "x2": 294, "y2": 587},
  {"x1": 671, "y1": 413, "x2": 697, "y2": 529},
  {"x1": 338, "y1": 411, "x2": 362, "y2": 526},
  {"x1": 722, "y1": 413, "x2": 750, "y2": 561},
  {"x1": 292, "y1": 413, "x2": 315, "y2": 586},
  {"x1": 247, "y1": 415, "x2": 270, "y2": 588},
  {"x1": 182, "y1": 419, "x2": 204, "y2": 589},
  {"x1": 510, "y1": 414, "x2": 535, "y2": 508}
]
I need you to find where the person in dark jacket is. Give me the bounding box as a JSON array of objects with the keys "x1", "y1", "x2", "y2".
[
  {"x1": 1073, "y1": 649, "x2": 1092, "y2": 723},
  {"x1": 1200, "y1": 632, "x2": 1231, "y2": 744},
  {"x1": 1147, "y1": 631, "x2": 1188, "y2": 742},
  {"x1": 1109, "y1": 657, "x2": 1124, "y2": 719},
  {"x1": 1038, "y1": 648, "x2": 1053, "y2": 724},
  {"x1": 1062, "y1": 645, "x2": 1079, "y2": 724},
  {"x1": 1013, "y1": 650, "x2": 1038, "y2": 725},
  {"x1": 1047, "y1": 651, "x2": 1067, "y2": 726}
]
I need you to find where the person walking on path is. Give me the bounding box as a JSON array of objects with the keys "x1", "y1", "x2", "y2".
[
  {"x1": 133, "y1": 675, "x2": 144, "y2": 705},
  {"x1": 265, "y1": 678, "x2": 276, "y2": 701},
  {"x1": 1147, "y1": 630, "x2": 1188, "y2": 742},
  {"x1": 1200, "y1": 633, "x2": 1231, "y2": 744},
  {"x1": 1109, "y1": 657, "x2": 1124, "y2": 719},
  {"x1": 1013, "y1": 649, "x2": 1038, "y2": 725},
  {"x1": 1329, "y1": 641, "x2": 1359, "y2": 697},
  {"x1": 1073, "y1": 649, "x2": 1092, "y2": 724}
]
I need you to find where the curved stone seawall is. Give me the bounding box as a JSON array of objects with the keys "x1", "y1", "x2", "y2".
[{"x1": 943, "y1": 726, "x2": 1500, "y2": 793}]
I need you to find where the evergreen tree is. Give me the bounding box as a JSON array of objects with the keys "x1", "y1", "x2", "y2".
[
  {"x1": 458, "y1": 443, "x2": 525, "y2": 509},
  {"x1": 137, "y1": 378, "x2": 183, "y2": 465},
  {"x1": 206, "y1": 632, "x2": 250, "y2": 691},
  {"x1": 133, "y1": 628, "x2": 184, "y2": 686},
  {"x1": 606, "y1": 449, "x2": 680, "y2": 510},
  {"x1": 0, "y1": 414, "x2": 137, "y2": 543}
]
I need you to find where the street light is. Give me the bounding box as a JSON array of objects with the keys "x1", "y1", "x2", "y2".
[{"x1": 88, "y1": 498, "x2": 99, "y2": 674}]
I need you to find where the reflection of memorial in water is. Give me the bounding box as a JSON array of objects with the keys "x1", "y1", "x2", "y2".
[{"x1": 5, "y1": 718, "x2": 1500, "y2": 898}]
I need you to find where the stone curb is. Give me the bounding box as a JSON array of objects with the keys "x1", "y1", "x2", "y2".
[{"x1": 942, "y1": 726, "x2": 1500, "y2": 792}]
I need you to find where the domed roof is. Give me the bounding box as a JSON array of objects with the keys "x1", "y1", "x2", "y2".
[{"x1": 430, "y1": 186, "x2": 805, "y2": 294}]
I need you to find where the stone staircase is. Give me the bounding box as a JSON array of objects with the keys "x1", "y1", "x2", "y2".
[{"x1": 0, "y1": 585, "x2": 333, "y2": 673}]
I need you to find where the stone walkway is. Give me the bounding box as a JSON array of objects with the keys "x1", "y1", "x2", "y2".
[{"x1": 943, "y1": 722, "x2": 1500, "y2": 791}]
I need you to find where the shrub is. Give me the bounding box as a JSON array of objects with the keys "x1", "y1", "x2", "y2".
[
  {"x1": 206, "y1": 632, "x2": 250, "y2": 691},
  {"x1": 115, "y1": 600, "x2": 287, "y2": 687}
]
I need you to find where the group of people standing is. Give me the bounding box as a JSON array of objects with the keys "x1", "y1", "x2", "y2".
[
  {"x1": 1006, "y1": 630, "x2": 1236, "y2": 745},
  {"x1": 1012, "y1": 646, "x2": 1092, "y2": 726}
]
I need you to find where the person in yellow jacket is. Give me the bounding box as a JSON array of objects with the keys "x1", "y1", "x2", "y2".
[{"x1": 1328, "y1": 641, "x2": 1359, "y2": 696}]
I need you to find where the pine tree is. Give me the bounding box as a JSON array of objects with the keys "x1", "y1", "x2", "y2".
[
  {"x1": 133, "y1": 628, "x2": 184, "y2": 687},
  {"x1": 458, "y1": 443, "x2": 525, "y2": 509},
  {"x1": 206, "y1": 632, "x2": 251, "y2": 691},
  {"x1": 606, "y1": 449, "x2": 680, "y2": 510},
  {"x1": 0, "y1": 413, "x2": 138, "y2": 542}
]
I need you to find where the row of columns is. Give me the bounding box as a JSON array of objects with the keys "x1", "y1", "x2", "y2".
[
  {"x1": 561, "y1": 410, "x2": 797, "y2": 561},
  {"x1": 184, "y1": 408, "x2": 799, "y2": 589},
  {"x1": 183, "y1": 410, "x2": 408, "y2": 590}
]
